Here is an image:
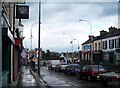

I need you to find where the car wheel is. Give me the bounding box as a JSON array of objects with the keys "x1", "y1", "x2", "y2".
[
  {"x1": 55, "y1": 69, "x2": 57, "y2": 72},
  {"x1": 87, "y1": 76, "x2": 92, "y2": 81}
]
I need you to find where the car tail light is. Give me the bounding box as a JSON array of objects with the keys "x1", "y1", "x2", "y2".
[{"x1": 91, "y1": 71, "x2": 95, "y2": 75}]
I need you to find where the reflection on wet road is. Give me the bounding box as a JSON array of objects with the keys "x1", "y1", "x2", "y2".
[{"x1": 40, "y1": 67, "x2": 120, "y2": 88}]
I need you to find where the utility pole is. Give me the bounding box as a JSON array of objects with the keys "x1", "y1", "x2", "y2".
[
  {"x1": 63, "y1": 33, "x2": 74, "y2": 63},
  {"x1": 0, "y1": 1, "x2": 2, "y2": 87},
  {"x1": 79, "y1": 20, "x2": 93, "y2": 65},
  {"x1": 38, "y1": 0, "x2": 41, "y2": 76}
]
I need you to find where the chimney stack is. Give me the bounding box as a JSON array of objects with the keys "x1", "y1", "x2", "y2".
[
  {"x1": 100, "y1": 30, "x2": 107, "y2": 36},
  {"x1": 88, "y1": 35, "x2": 94, "y2": 40},
  {"x1": 109, "y1": 26, "x2": 117, "y2": 32}
]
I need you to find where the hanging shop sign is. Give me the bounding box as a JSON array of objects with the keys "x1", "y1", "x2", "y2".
[{"x1": 16, "y1": 5, "x2": 29, "y2": 19}]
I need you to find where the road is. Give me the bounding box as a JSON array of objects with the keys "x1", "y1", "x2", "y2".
[{"x1": 40, "y1": 67, "x2": 120, "y2": 88}]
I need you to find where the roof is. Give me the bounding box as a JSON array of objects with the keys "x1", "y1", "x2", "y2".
[
  {"x1": 102, "y1": 29, "x2": 120, "y2": 39},
  {"x1": 82, "y1": 28, "x2": 120, "y2": 45},
  {"x1": 82, "y1": 37, "x2": 96, "y2": 45}
]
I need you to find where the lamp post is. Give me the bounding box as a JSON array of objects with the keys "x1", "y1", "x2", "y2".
[
  {"x1": 63, "y1": 33, "x2": 74, "y2": 63},
  {"x1": 79, "y1": 20, "x2": 93, "y2": 65},
  {"x1": 38, "y1": 0, "x2": 41, "y2": 77},
  {"x1": 74, "y1": 38, "x2": 80, "y2": 63},
  {"x1": 30, "y1": 22, "x2": 39, "y2": 51}
]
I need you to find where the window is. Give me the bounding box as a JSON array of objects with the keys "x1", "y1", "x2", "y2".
[
  {"x1": 116, "y1": 52, "x2": 120, "y2": 60},
  {"x1": 95, "y1": 43, "x2": 97, "y2": 51},
  {"x1": 109, "y1": 39, "x2": 114, "y2": 49},
  {"x1": 90, "y1": 45, "x2": 91, "y2": 51},
  {"x1": 85, "y1": 66, "x2": 90, "y2": 71},
  {"x1": 119, "y1": 38, "x2": 120, "y2": 47},
  {"x1": 103, "y1": 53, "x2": 109, "y2": 61},
  {"x1": 98, "y1": 42, "x2": 101, "y2": 50},
  {"x1": 103, "y1": 41, "x2": 107, "y2": 50},
  {"x1": 115, "y1": 38, "x2": 119, "y2": 48}
]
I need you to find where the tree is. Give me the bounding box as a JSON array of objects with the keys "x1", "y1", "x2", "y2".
[{"x1": 46, "y1": 49, "x2": 50, "y2": 57}]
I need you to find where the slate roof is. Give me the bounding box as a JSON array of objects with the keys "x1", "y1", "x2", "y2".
[{"x1": 82, "y1": 27, "x2": 120, "y2": 45}]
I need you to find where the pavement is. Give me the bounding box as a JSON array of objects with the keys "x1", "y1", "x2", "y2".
[
  {"x1": 16, "y1": 66, "x2": 75, "y2": 88},
  {"x1": 16, "y1": 66, "x2": 47, "y2": 88},
  {"x1": 16, "y1": 66, "x2": 120, "y2": 88}
]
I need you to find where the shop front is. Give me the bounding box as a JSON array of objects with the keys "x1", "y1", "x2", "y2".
[{"x1": 2, "y1": 27, "x2": 14, "y2": 87}]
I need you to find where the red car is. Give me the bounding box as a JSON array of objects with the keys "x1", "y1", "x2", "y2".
[{"x1": 77, "y1": 65, "x2": 106, "y2": 81}]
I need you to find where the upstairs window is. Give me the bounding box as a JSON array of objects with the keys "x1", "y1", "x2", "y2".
[
  {"x1": 115, "y1": 38, "x2": 119, "y2": 48},
  {"x1": 98, "y1": 42, "x2": 101, "y2": 50},
  {"x1": 95, "y1": 43, "x2": 97, "y2": 51},
  {"x1": 109, "y1": 39, "x2": 114, "y2": 49},
  {"x1": 103, "y1": 41, "x2": 107, "y2": 50},
  {"x1": 119, "y1": 38, "x2": 120, "y2": 48}
]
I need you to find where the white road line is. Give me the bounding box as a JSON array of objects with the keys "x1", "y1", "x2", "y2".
[{"x1": 67, "y1": 81, "x2": 79, "y2": 86}]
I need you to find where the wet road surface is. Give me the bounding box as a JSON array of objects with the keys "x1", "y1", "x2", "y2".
[{"x1": 40, "y1": 67, "x2": 120, "y2": 88}]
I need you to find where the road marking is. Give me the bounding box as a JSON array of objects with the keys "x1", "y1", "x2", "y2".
[{"x1": 67, "y1": 81, "x2": 79, "y2": 86}]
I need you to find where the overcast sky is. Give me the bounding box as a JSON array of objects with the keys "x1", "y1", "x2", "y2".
[{"x1": 22, "y1": 0, "x2": 119, "y2": 53}]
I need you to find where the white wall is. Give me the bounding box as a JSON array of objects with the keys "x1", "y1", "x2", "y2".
[
  {"x1": 102, "y1": 35, "x2": 120, "y2": 52},
  {"x1": 93, "y1": 40, "x2": 101, "y2": 51}
]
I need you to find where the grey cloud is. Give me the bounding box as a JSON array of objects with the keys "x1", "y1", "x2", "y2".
[
  {"x1": 22, "y1": 1, "x2": 118, "y2": 52},
  {"x1": 92, "y1": 2, "x2": 118, "y2": 18}
]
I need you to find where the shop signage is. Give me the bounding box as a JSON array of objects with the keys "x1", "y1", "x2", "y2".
[{"x1": 16, "y1": 5, "x2": 29, "y2": 19}]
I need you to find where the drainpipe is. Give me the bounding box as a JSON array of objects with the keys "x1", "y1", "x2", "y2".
[{"x1": 0, "y1": 1, "x2": 2, "y2": 87}]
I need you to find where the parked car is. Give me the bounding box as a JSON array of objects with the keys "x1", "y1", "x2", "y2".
[
  {"x1": 77, "y1": 65, "x2": 106, "y2": 81},
  {"x1": 64, "y1": 64, "x2": 81, "y2": 75},
  {"x1": 47, "y1": 60, "x2": 60, "y2": 70},
  {"x1": 54, "y1": 64, "x2": 69, "y2": 72}
]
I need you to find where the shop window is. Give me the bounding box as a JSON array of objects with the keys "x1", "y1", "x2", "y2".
[
  {"x1": 116, "y1": 52, "x2": 120, "y2": 60},
  {"x1": 2, "y1": 42, "x2": 7, "y2": 71},
  {"x1": 103, "y1": 53, "x2": 109, "y2": 61}
]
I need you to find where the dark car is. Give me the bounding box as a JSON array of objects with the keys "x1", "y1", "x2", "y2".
[
  {"x1": 77, "y1": 65, "x2": 106, "y2": 81},
  {"x1": 64, "y1": 64, "x2": 81, "y2": 75},
  {"x1": 54, "y1": 64, "x2": 69, "y2": 72}
]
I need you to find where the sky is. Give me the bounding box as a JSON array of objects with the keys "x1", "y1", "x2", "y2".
[{"x1": 22, "y1": 0, "x2": 119, "y2": 53}]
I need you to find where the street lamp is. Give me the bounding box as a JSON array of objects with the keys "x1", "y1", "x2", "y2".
[
  {"x1": 79, "y1": 19, "x2": 93, "y2": 65},
  {"x1": 74, "y1": 38, "x2": 80, "y2": 63},
  {"x1": 63, "y1": 33, "x2": 74, "y2": 63},
  {"x1": 30, "y1": 22, "x2": 39, "y2": 51}
]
